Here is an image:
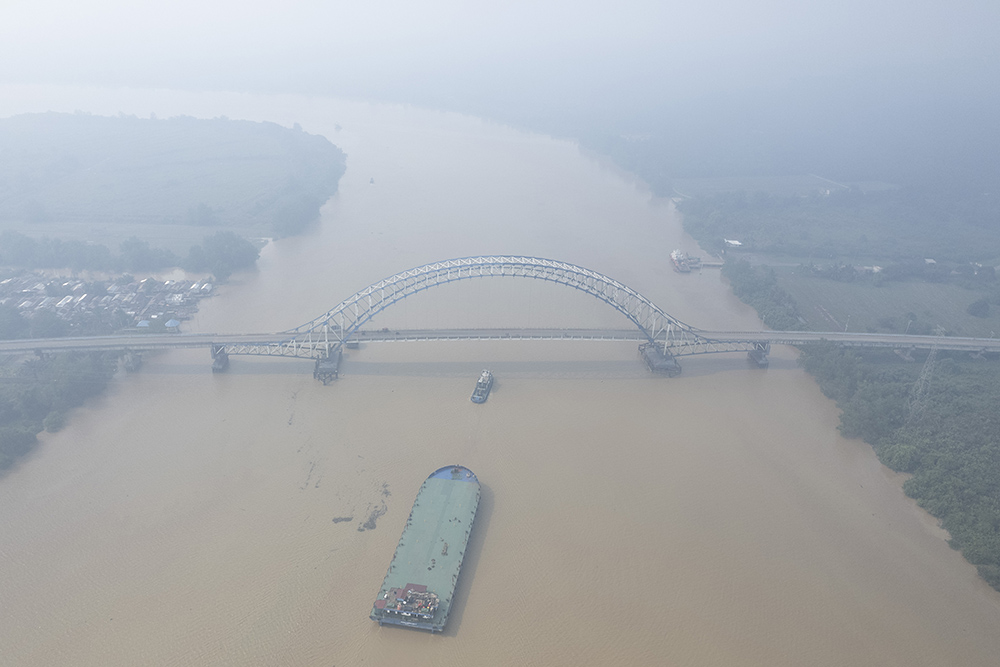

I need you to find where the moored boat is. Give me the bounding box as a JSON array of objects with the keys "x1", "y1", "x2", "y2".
[{"x1": 670, "y1": 249, "x2": 691, "y2": 272}]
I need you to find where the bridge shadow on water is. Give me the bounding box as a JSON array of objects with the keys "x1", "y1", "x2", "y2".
[
  {"x1": 340, "y1": 355, "x2": 799, "y2": 380},
  {"x1": 137, "y1": 353, "x2": 799, "y2": 380},
  {"x1": 343, "y1": 359, "x2": 647, "y2": 379},
  {"x1": 440, "y1": 483, "x2": 493, "y2": 637},
  {"x1": 138, "y1": 358, "x2": 316, "y2": 376}
]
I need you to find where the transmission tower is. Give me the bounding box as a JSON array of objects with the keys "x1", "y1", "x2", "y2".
[{"x1": 905, "y1": 347, "x2": 938, "y2": 426}]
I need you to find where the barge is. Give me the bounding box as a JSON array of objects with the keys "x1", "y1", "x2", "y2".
[
  {"x1": 670, "y1": 249, "x2": 691, "y2": 272},
  {"x1": 371, "y1": 465, "x2": 481, "y2": 632},
  {"x1": 670, "y1": 249, "x2": 703, "y2": 272},
  {"x1": 470, "y1": 369, "x2": 493, "y2": 403}
]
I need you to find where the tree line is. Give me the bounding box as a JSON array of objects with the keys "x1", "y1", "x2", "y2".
[
  {"x1": 677, "y1": 188, "x2": 1000, "y2": 264},
  {"x1": 800, "y1": 343, "x2": 1000, "y2": 591},
  {"x1": 0, "y1": 113, "x2": 346, "y2": 238},
  {"x1": 0, "y1": 353, "x2": 118, "y2": 470},
  {"x1": 720, "y1": 258, "x2": 1000, "y2": 591},
  {"x1": 721, "y1": 259, "x2": 804, "y2": 331},
  {"x1": 0, "y1": 230, "x2": 259, "y2": 280}
]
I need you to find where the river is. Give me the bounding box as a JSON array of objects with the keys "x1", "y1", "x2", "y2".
[{"x1": 1, "y1": 87, "x2": 999, "y2": 666}]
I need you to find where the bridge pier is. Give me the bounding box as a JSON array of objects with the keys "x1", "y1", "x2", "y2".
[
  {"x1": 123, "y1": 351, "x2": 143, "y2": 372},
  {"x1": 211, "y1": 344, "x2": 230, "y2": 373},
  {"x1": 313, "y1": 349, "x2": 342, "y2": 385},
  {"x1": 639, "y1": 343, "x2": 682, "y2": 377},
  {"x1": 747, "y1": 342, "x2": 770, "y2": 368}
]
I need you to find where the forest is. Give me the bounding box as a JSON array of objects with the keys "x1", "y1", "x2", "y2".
[
  {"x1": 677, "y1": 188, "x2": 1000, "y2": 264},
  {"x1": 801, "y1": 343, "x2": 1000, "y2": 590},
  {"x1": 0, "y1": 229, "x2": 259, "y2": 280},
  {"x1": 720, "y1": 259, "x2": 804, "y2": 331},
  {"x1": 0, "y1": 112, "x2": 346, "y2": 240},
  {"x1": 0, "y1": 352, "x2": 118, "y2": 470},
  {"x1": 720, "y1": 250, "x2": 1000, "y2": 591}
]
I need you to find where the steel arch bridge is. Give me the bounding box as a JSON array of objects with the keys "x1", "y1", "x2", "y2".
[
  {"x1": 210, "y1": 255, "x2": 770, "y2": 380},
  {"x1": 5, "y1": 255, "x2": 997, "y2": 381},
  {"x1": 292, "y1": 255, "x2": 693, "y2": 343}
]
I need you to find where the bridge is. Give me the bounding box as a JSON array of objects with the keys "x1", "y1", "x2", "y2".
[{"x1": 2, "y1": 255, "x2": 997, "y2": 381}]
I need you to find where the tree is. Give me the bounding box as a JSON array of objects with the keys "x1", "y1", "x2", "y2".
[
  {"x1": 184, "y1": 231, "x2": 259, "y2": 280},
  {"x1": 28, "y1": 310, "x2": 68, "y2": 338},
  {"x1": 967, "y1": 298, "x2": 990, "y2": 318},
  {"x1": 119, "y1": 237, "x2": 178, "y2": 272},
  {"x1": 0, "y1": 303, "x2": 30, "y2": 340},
  {"x1": 0, "y1": 427, "x2": 36, "y2": 469}
]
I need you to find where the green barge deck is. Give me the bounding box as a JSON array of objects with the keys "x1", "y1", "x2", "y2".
[{"x1": 370, "y1": 465, "x2": 481, "y2": 632}]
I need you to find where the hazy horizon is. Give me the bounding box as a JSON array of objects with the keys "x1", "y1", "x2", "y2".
[{"x1": 3, "y1": 2, "x2": 999, "y2": 183}]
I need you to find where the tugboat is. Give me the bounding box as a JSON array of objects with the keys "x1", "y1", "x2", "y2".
[{"x1": 470, "y1": 370, "x2": 493, "y2": 403}]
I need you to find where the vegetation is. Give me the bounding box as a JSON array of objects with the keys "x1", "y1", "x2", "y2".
[
  {"x1": 183, "y1": 231, "x2": 261, "y2": 280},
  {"x1": 0, "y1": 229, "x2": 258, "y2": 280},
  {"x1": 696, "y1": 197, "x2": 1000, "y2": 591},
  {"x1": 677, "y1": 180, "x2": 1000, "y2": 339},
  {"x1": 774, "y1": 270, "x2": 1000, "y2": 338},
  {"x1": 0, "y1": 113, "x2": 310, "y2": 277},
  {"x1": 0, "y1": 115, "x2": 291, "y2": 472},
  {"x1": 677, "y1": 189, "x2": 1000, "y2": 264},
  {"x1": 0, "y1": 112, "x2": 346, "y2": 239},
  {"x1": 801, "y1": 344, "x2": 1000, "y2": 591},
  {"x1": 0, "y1": 353, "x2": 118, "y2": 470},
  {"x1": 721, "y1": 259, "x2": 804, "y2": 331}
]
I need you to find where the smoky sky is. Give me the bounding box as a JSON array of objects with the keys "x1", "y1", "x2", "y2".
[
  {"x1": 3, "y1": 1, "x2": 999, "y2": 183},
  {"x1": 3, "y1": 1, "x2": 997, "y2": 99}
]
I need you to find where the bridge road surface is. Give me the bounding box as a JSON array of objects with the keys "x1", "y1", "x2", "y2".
[{"x1": 1, "y1": 329, "x2": 999, "y2": 356}]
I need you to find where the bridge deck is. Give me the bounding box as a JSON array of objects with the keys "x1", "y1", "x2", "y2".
[
  {"x1": 1, "y1": 328, "x2": 998, "y2": 356},
  {"x1": 6, "y1": 256, "x2": 996, "y2": 379}
]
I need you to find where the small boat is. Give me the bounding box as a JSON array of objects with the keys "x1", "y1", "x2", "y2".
[{"x1": 470, "y1": 370, "x2": 493, "y2": 403}]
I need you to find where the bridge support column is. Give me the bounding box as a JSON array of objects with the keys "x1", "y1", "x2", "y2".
[
  {"x1": 313, "y1": 349, "x2": 342, "y2": 385},
  {"x1": 211, "y1": 344, "x2": 230, "y2": 373},
  {"x1": 639, "y1": 343, "x2": 682, "y2": 377},
  {"x1": 747, "y1": 342, "x2": 770, "y2": 368},
  {"x1": 123, "y1": 351, "x2": 143, "y2": 372}
]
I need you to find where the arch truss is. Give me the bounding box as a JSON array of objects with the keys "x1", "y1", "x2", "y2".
[
  {"x1": 212, "y1": 255, "x2": 767, "y2": 365},
  {"x1": 295, "y1": 255, "x2": 701, "y2": 346}
]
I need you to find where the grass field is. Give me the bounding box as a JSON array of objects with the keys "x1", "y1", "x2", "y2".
[{"x1": 773, "y1": 268, "x2": 1000, "y2": 338}]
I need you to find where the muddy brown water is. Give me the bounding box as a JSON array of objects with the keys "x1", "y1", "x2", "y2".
[{"x1": 2, "y1": 88, "x2": 999, "y2": 666}]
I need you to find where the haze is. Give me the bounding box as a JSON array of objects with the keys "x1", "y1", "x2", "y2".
[
  {"x1": 4, "y1": 1, "x2": 995, "y2": 85},
  {"x1": 5, "y1": 1, "x2": 999, "y2": 186}
]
